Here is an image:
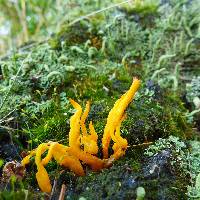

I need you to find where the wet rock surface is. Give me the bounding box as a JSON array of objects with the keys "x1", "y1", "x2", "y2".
[{"x1": 50, "y1": 149, "x2": 187, "y2": 200}]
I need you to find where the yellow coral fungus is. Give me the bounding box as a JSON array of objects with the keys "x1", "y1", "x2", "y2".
[
  {"x1": 102, "y1": 78, "x2": 140, "y2": 158},
  {"x1": 51, "y1": 143, "x2": 85, "y2": 176},
  {"x1": 21, "y1": 150, "x2": 35, "y2": 166},
  {"x1": 80, "y1": 101, "x2": 98, "y2": 155},
  {"x1": 21, "y1": 77, "x2": 140, "y2": 193},
  {"x1": 35, "y1": 143, "x2": 52, "y2": 193}
]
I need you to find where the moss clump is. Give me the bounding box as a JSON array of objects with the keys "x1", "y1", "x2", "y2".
[
  {"x1": 49, "y1": 20, "x2": 99, "y2": 50},
  {"x1": 186, "y1": 76, "x2": 200, "y2": 104},
  {"x1": 0, "y1": 190, "x2": 35, "y2": 200},
  {"x1": 117, "y1": 0, "x2": 159, "y2": 16},
  {"x1": 122, "y1": 81, "x2": 191, "y2": 149},
  {"x1": 187, "y1": 141, "x2": 200, "y2": 199}
]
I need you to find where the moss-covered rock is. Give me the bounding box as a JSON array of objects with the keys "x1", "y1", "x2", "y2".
[
  {"x1": 51, "y1": 137, "x2": 189, "y2": 200},
  {"x1": 1, "y1": 0, "x2": 200, "y2": 199}
]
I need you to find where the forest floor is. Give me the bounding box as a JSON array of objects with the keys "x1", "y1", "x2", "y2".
[{"x1": 0, "y1": 0, "x2": 200, "y2": 199}]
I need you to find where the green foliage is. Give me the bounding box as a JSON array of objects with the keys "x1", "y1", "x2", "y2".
[
  {"x1": 145, "y1": 136, "x2": 187, "y2": 157},
  {"x1": 185, "y1": 76, "x2": 200, "y2": 122},
  {"x1": 194, "y1": 173, "x2": 200, "y2": 196},
  {"x1": 186, "y1": 76, "x2": 200, "y2": 105},
  {"x1": 0, "y1": 159, "x2": 4, "y2": 168},
  {"x1": 0, "y1": 190, "x2": 33, "y2": 200},
  {"x1": 136, "y1": 186, "x2": 146, "y2": 200},
  {"x1": 187, "y1": 141, "x2": 200, "y2": 199},
  {"x1": 0, "y1": 174, "x2": 37, "y2": 200},
  {"x1": 117, "y1": 0, "x2": 159, "y2": 16},
  {"x1": 21, "y1": 97, "x2": 70, "y2": 147}
]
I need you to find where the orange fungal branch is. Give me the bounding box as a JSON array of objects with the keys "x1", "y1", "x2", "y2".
[{"x1": 21, "y1": 78, "x2": 140, "y2": 193}]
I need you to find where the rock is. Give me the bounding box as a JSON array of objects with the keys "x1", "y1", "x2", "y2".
[
  {"x1": 53, "y1": 149, "x2": 188, "y2": 200},
  {"x1": 0, "y1": 128, "x2": 21, "y2": 162}
]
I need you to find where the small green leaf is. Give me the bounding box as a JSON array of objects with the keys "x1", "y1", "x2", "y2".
[{"x1": 0, "y1": 159, "x2": 4, "y2": 168}]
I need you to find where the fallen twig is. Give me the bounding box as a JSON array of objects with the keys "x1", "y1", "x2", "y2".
[
  {"x1": 49, "y1": 179, "x2": 57, "y2": 200},
  {"x1": 58, "y1": 184, "x2": 67, "y2": 200},
  {"x1": 130, "y1": 142, "x2": 153, "y2": 148}
]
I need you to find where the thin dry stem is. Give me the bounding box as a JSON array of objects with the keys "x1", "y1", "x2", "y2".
[{"x1": 58, "y1": 184, "x2": 67, "y2": 200}]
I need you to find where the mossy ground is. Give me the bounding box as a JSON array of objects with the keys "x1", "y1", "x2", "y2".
[{"x1": 0, "y1": 0, "x2": 200, "y2": 199}]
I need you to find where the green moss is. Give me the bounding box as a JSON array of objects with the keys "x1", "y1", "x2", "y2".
[
  {"x1": 117, "y1": 0, "x2": 159, "y2": 16},
  {"x1": 186, "y1": 141, "x2": 200, "y2": 199},
  {"x1": 121, "y1": 85, "x2": 191, "y2": 150},
  {"x1": 0, "y1": 190, "x2": 35, "y2": 200},
  {"x1": 49, "y1": 21, "x2": 93, "y2": 50}
]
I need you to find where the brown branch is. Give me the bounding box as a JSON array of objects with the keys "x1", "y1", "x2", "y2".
[
  {"x1": 49, "y1": 179, "x2": 57, "y2": 200},
  {"x1": 58, "y1": 184, "x2": 67, "y2": 200},
  {"x1": 130, "y1": 142, "x2": 153, "y2": 148}
]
